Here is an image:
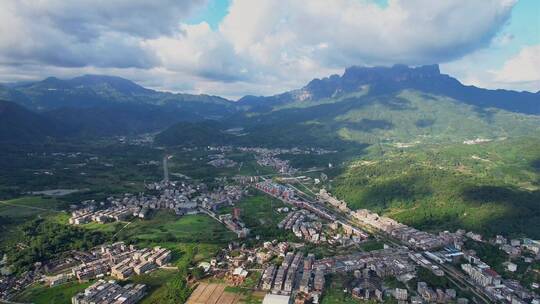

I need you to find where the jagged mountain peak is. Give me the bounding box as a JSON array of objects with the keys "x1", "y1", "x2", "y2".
[
  {"x1": 240, "y1": 64, "x2": 539, "y2": 115},
  {"x1": 342, "y1": 64, "x2": 441, "y2": 80}
]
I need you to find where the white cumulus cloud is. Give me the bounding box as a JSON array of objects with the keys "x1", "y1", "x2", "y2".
[
  {"x1": 0, "y1": 0, "x2": 523, "y2": 97},
  {"x1": 494, "y1": 44, "x2": 540, "y2": 87}
]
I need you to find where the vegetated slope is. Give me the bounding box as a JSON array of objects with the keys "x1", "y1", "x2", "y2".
[
  {"x1": 0, "y1": 100, "x2": 65, "y2": 142},
  {"x1": 3, "y1": 74, "x2": 237, "y2": 117},
  {"x1": 331, "y1": 90, "x2": 540, "y2": 144},
  {"x1": 45, "y1": 103, "x2": 204, "y2": 137},
  {"x1": 5, "y1": 75, "x2": 234, "y2": 110},
  {"x1": 185, "y1": 89, "x2": 538, "y2": 148},
  {"x1": 0, "y1": 75, "x2": 241, "y2": 139},
  {"x1": 155, "y1": 121, "x2": 237, "y2": 146},
  {"x1": 332, "y1": 137, "x2": 540, "y2": 238},
  {"x1": 220, "y1": 65, "x2": 540, "y2": 149}
]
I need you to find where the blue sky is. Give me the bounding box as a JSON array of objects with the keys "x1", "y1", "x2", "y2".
[
  {"x1": 188, "y1": 0, "x2": 539, "y2": 93},
  {"x1": 0, "y1": 0, "x2": 538, "y2": 97},
  {"x1": 189, "y1": 0, "x2": 538, "y2": 57},
  {"x1": 188, "y1": 0, "x2": 231, "y2": 29},
  {"x1": 441, "y1": 0, "x2": 539, "y2": 90}
]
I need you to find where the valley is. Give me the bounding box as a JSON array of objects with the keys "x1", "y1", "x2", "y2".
[{"x1": 0, "y1": 65, "x2": 539, "y2": 304}]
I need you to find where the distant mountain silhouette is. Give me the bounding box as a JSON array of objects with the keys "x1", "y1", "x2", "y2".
[
  {"x1": 0, "y1": 74, "x2": 235, "y2": 114},
  {"x1": 239, "y1": 64, "x2": 540, "y2": 115}
]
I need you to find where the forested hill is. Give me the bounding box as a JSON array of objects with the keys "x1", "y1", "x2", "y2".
[
  {"x1": 0, "y1": 74, "x2": 236, "y2": 117},
  {"x1": 0, "y1": 75, "x2": 240, "y2": 139},
  {"x1": 332, "y1": 137, "x2": 540, "y2": 238},
  {"x1": 159, "y1": 65, "x2": 540, "y2": 148},
  {"x1": 0, "y1": 100, "x2": 64, "y2": 142}
]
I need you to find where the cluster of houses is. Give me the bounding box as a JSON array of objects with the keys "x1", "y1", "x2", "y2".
[
  {"x1": 277, "y1": 209, "x2": 368, "y2": 247},
  {"x1": 460, "y1": 253, "x2": 539, "y2": 303},
  {"x1": 218, "y1": 213, "x2": 250, "y2": 238},
  {"x1": 70, "y1": 242, "x2": 171, "y2": 282},
  {"x1": 254, "y1": 181, "x2": 336, "y2": 222},
  {"x1": 351, "y1": 271, "x2": 384, "y2": 302},
  {"x1": 317, "y1": 189, "x2": 350, "y2": 213},
  {"x1": 255, "y1": 180, "x2": 540, "y2": 303},
  {"x1": 207, "y1": 153, "x2": 238, "y2": 168},
  {"x1": 278, "y1": 210, "x2": 324, "y2": 243},
  {"x1": 416, "y1": 281, "x2": 460, "y2": 303},
  {"x1": 462, "y1": 263, "x2": 501, "y2": 287},
  {"x1": 255, "y1": 153, "x2": 297, "y2": 175},
  {"x1": 260, "y1": 251, "x2": 325, "y2": 303},
  {"x1": 451, "y1": 231, "x2": 540, "y2": 303},
  {"x1": 492, "y1": 235, "x2": 540, "y2": 260},
  {"x1": 269, "y1": 252, "x2": 306, "y2": 295},
  {"x1": 72, "y1": 280, "x2": 146, "y2": 304},
  {"x1": 69, "y1": 206, "x2": 131, "y2": 225},
  {"x1": 258, "y1": 247, "x2": 417, "y2": 304},
  {"x1": 313, "y1": 248, "x2": 415, "y2": 278},
  {"x1": 353, "y1": 209, "x2": 447, "y2": 250},
  {"x1": 318, "y1": 189, "x2": 454, "y2": 251},
  {"x1": 69, "y1": 180, "x2": 246, "y2": 226},
  {"x1": 237, "y1": 146, "x2": 336, "y2": 157},
  {"x1": 0, "y1": 266, "x2": 41, "y2": 300}
]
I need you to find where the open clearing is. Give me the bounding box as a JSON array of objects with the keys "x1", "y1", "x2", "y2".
[
  {"x1": 186, "y1": 283, "x2": 243, "y2": 304},
  {"x1": 0, "y1": 197, "x2": 62, "y2": 218},
  {"x1": 15, "y1": 281, "x2": 91, "y2": 304}
]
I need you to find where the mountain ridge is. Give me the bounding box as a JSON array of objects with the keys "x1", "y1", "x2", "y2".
[
  {"x1": 2, "y1": 65, "x2": 539, "y2": 144},
  {"x1": 238, "y1": 64, "x2": 540, "y2": 115},
  {"x1": 0, "y1": 74, "x2": 234, "y2": 111},
  {"x1": 159, "y1": 65, "x2": 540, "y2": 148}
]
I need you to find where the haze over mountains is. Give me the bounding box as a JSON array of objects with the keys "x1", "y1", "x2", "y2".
[
  {"x1": 0, "y1": 74, "x2": 236, "y2": 141},
  {"x1": 159, "y1": 65, "x2": 540, "y2": 148},
  {"x1": 1, "y1": 65, "x2": 539, "y2": 144},
  {"x1": 239, "y1": 65, "x2": 540, "y2": 114}
]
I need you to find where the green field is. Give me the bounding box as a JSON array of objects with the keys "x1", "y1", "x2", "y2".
[
  {"x1": 0, "y1": 142, "x2": 162, "y2": 200},
  {"x1": 358, "y1": 239, "x2": 385, "y2": 252},
  {"x1": 15, "y1": 281, "x2": 91, "y2": 304},
  {"x1": 0, "y1": 196, "x2": 62, "y2": 218},
  {"x1": 0, "y1": 196, "x2": 67, "y2": 244},
  {"x1": 233, "y1": 191, "x2": 293, "y2": 240},
  {"x1": 167, "y1": 148, "x2": 275, "y2": 181},
  {"x1": 115, "y1": 212, "x2": 235, "y2": 244},
  {"x1": 127, "y1": 269, "x2": 181, "y2": 304}
]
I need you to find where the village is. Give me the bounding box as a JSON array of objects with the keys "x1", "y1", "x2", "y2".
[
  {"x1": 1, "y1": 148, "x2": 539, "y2": 304},
  {"x1": 0, "y1": 241, "x2": 171, "y2": 302}
]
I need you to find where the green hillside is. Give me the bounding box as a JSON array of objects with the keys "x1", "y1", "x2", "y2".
[
  {"x1": 333, "y1": 90, "x2": 540, "y2": 144},
  {"x1": 332, "y1": 137, "x2": 540, "y2": 238},
  {"x1": 158, "y1": 89, "x2": 539, "y2": 149},
  {"x1": 0, "y1": 100, "x2": 65, "y2": 142}
]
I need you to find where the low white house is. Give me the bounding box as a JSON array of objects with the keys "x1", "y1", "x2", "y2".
[{"x1": 262, "y1": 293, "x2": 291, "y2": 304}]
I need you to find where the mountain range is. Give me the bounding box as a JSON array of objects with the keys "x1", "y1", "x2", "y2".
[
  {"x1": 0, "y1": 75, "x2": 236, "y2": 142},
  {"x1": 158, "y1": 64, "x2": 540, "y2": 148},
  {"x1": 1, "y1": 65, "x2": 539, "y2": 144},
  {"x1": 238, "y1": 65, "x2": 540, "y2": 114}
]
